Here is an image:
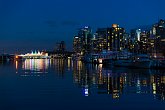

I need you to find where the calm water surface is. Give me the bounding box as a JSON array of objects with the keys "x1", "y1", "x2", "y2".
[{"x1": 0, "y1": 59, "x2": 165, "y2": 110}]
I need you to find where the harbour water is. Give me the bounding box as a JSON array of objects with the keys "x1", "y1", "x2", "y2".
[{"x1": 0, "y1": 59, "x2": 165, "y2": 110}]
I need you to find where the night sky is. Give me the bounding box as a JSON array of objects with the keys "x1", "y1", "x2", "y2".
[{"x1": 0, "y1": 0, "x2": 165, "y2": 53}]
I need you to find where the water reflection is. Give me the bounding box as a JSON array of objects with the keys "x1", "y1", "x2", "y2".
[
  {"x1": 15, "y1": 59, "x2": 51, "y2": 76},
  {"x1": 151, "y1": 70, "x2": 165, "y2": 100},
  {"x1": 72, "y1": 61, "x2": 165, "y2": 101},
  {"x1": 15, "y1": 59, "x2": 73, "y2": 77},
  {"x1": 13, "y1": 59, "x2": 165, "y2": 101},
  {"x1": 23, "y1": 59, "x2": 50, "y2": 72},
  {"x1": 51, "y1": 59, "x2": 72, "y2": 77}
]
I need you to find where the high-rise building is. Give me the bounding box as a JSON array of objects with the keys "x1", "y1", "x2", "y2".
[
  {"x1": 96, "y1": 28, "x2": 108, "y2": 52},
  {"x1": 107, "y1": 24, "x2": 125, "y2": 51},
  {"x1": 55, "y1": 41, "x2": 66, "y2": 52},
  {"x1": 96, "y1": 24, "x2": 125, "y2": 52},
  {"x1": 136, "y1": 29, "x2": 141, "y2": 41},
  {"x1": 73, "y1": 25, "x2": 125, "y2": 55},
  {"x1": 139, "y1": 31, "x2": 149, "y2": 53},
  {"x1": 152, "y1": 19, "x2": 165, "y2": 56},
  {"x1": 91, "y1": 33, "x2": 99, "y2": 53},
  {"x1": 73, "y1": 36, "x2": 82, "y2": 55},
  {"x1": 78, "y1": 26, "x2": 92, "y2": 54},
  {"x1": 123, "y1": 33, "x2": 130, "y2": 50}
]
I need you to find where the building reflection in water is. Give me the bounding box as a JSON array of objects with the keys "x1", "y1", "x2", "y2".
[
  {"x1": 151, "y1": 70, "x2": 165, "y2": 101},
  {"x1": 14, "y1": 59, "x2": 165, "y2": 100},
  {"x1": 23, "y1": 59, "x2": 50, "y2": 73},
  {"x1": 96, "y1": 64, "x2": 126, "y2": 99},
  {"x1": 15, "y1": 60, "x2": 18, "y2": 71},
  {"x1": 72, "y1": 61, "x2": 126, "y2": 98},
  {"x1": 51, "y1": 59, "x2": 71, "y2": 78},
  {"x1": 15, "y1": 59, "x2": 51, "y2": 76},
  {"x1": 15, "y1": 58, "x2": 73, "y2": 77},
  {"x1": 72, "y1": 61, "x2": 165, "y2": 101}
]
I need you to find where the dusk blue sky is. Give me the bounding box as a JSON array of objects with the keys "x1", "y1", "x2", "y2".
[{"x1": 0, "y1": 0, "x2": 165, "y2": 53}]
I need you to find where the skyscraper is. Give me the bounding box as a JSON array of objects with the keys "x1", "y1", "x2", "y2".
[
  {"x1": 96, "y1": 24, "x2": 125, "y2": 52},
  {"x1": 96, "y1": 28, "x2": 108, "y2": 52},
  {"x1": 73, "y1": 36, "x2": 82, "y2": 55},
  {"x1": 78, "y1": 26, "x2": 92, "y2": 54},
  {"x1": 152, "y1": 19, "x2": 165, "y2": 56},
  {"x1": 107, "y1": 24, "x2": 125, "y2": 51},
  {"x1": 139, "y1": 31, "x2": 149, "y2": 53}
]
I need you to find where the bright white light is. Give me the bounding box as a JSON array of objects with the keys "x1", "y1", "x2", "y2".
[
  {"x1": 98, "y1": 59, "x2": 102, "y2": 63},
  {"x1": 85, "y1": 89, "x2": 89, "y2": 96}
]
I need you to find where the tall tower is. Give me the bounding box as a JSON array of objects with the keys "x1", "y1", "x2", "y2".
[
  {"x1": 78, "y1": 26, "x2": 92, "y2": 54},
  {"x1": 107, "y1": 24, "x2": 125, "y2": 51},
  {"x1": 73, "y1": 36, "x2": 82, "y2": 55}
]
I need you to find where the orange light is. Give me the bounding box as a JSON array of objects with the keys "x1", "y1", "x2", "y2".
[
  {"x1": 15, "y1": 56, "x2": 19, "y2": 59},
  {"x1": 15, "y1": 61, "x2": 18, "y2": 70}
]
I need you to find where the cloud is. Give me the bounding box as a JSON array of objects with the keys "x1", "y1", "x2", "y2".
[
  {"x1": 44, "y1": 20, "x2": 58, "y2": 28},
  {"x1": 61, "y1": 20, "x2": 80, "y2": 27},
  {"x1": 44, "y1": 19, "x2": 80, "y2": 28}
]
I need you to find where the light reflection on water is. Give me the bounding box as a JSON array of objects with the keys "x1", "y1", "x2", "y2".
[
  {"x1": 15, "y1": 59, "x2": 51, "y2": 74},
  {"x1": 13, "y1": 59, "x2": 165, "y2": 101},
  {"x1": 0, "y1": 59, "x2": 165, "y2": 110},
  {"x1": 23, "y1": 59, "x2": 50, "y2": 72}
]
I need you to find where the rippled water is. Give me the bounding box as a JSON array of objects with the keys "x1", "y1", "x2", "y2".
[{"x1": 0, "y1": 59, "x2": 165, "y2": 110}]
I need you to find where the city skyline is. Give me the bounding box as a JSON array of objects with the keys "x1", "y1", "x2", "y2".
[{"x1": 1, "y1": 0, "x2": 165, "y2": 53}]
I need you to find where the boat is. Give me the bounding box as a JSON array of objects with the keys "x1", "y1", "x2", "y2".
[
  {"x1": 159, "y1": 60, "x2": 165, "y2": 68},
  {"x1": 83, "y1": 53, "x2": 101, "y2": 64},
  {"x1": 83, "y1": 51, "x2": 115, "y2": 64},
  {"x1": 114, "y1": 54, "x2": 152, "y2": 69},
  {"x1": 114, "y1": 59, "x2": 132, "y2": 67},
  {"x1": 151, "y1": 56, "x2": 165, "y2": 69},
  {"x1": 131, "y1": 54, "x2": 152, "y2": 69},
  {"x1": 113, "y1": 51, "x2": 133, "y2": 67}
]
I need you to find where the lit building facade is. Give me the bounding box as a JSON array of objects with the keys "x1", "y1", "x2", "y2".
[
  {"x1": 91, "y1": 33, "x2": 99, "y2": 53},
  {"x1": 78, "y1": 26, "x2": 92, "y2": 55},
  {"x1": 136, "y1": 29, "x2": 141, "y2": 41},
  {"x1": 73, "y1": 25, "x2": 125, "y2": 55},
  {"x1": 95, "y1": 28, "x2": 108, "y2": 52},
  {"x1": 154, "y1": 19, "x2": 165, "y2": 56},
  {"x1": 95, "y1": 24, "x2": 125, "y2": 52},
  {"x1": 139, "y1": 31, "x2": 149, "y2": 54},
  {"x1": 17, "y1": 51, "x2": 49, "y2": 59},
  {"x1": 107, "y1": 24, "x2": 125, "y2": 51},
  {"x1": 55, "y1": 41, "x2": 66, "y2": 52},
  {"x1": 73, "y1": 36, "x2": 82, "y2": 55}
]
